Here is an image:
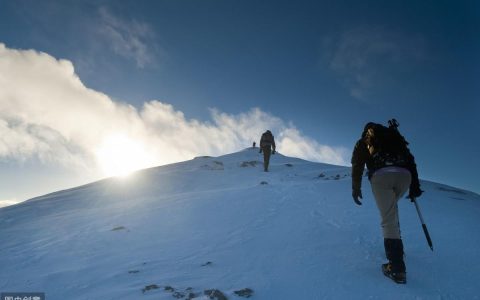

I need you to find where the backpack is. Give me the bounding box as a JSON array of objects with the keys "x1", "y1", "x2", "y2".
[
  {"x1": 260, "y1": 131, "x2": 274, "y2": 148},
  {"x1": 364, "y1": 120, "x2": 410, "y2": 169}
]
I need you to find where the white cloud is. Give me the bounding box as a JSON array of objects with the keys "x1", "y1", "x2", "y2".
[
  {"x1": 97, "y1": 7, "x2": 158, "y2": 68},
  {"x1": 277, "y1": 128, "x2": 348, "y2": 165},
  {"x1": 323, "y1": 26, "x2": 427, "y2": 100},
  {"x1": 0, "y1": 44, "x2": 348, "y2": 178}
]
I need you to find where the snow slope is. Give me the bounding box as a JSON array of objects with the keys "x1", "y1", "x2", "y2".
[{"x1": 0, "y1": 148, "x2": 479, "y2": 299}]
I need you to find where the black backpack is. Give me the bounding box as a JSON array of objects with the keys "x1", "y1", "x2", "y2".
[
  {"x1": 261, "y1": 131, "x2": 274, "y2": 147},
  {"x1": 364, "y1": 119, "x2": 410, "y2": 169}
]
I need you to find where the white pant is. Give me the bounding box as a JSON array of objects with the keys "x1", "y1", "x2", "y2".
[{"x1": 371, "y1": 171, "x2": 411, "y2": 239}]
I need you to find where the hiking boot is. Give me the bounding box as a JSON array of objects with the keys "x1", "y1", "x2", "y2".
[
  {"x1": 383, "y1": 238, "x2": 407, "y2": 283},
  {"x1": 382, "y1": 263, "x2": 407, "y2": 284}
]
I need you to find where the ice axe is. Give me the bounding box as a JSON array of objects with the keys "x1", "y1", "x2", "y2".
[
  {"x1": 388, "y1": 118, "x2": 399, "y2": 129},
  {"x1": 412, "y1": 198, "x2": 434, "y2": 251}
]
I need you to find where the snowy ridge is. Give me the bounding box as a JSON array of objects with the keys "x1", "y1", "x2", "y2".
[{"x1": 0, "y1": 148, "x2": 479, "y2": 299}]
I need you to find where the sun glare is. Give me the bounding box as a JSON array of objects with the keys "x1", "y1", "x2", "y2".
[{"x1": 95, "y1": 134, "x2": 153, "y2": 177}]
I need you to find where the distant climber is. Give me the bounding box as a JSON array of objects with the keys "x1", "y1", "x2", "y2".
[
  {"x1": 259, "y1": 130, "x2": 276, "y2": 172},
  {"x1": 253, "y1": 141, "x2": 256, "y2": 148},
  {"x1": 351, "y1": 119, "x2": 423, "y2": 284}
]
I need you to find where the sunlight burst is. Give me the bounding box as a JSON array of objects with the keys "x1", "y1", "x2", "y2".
[{"x1": 95, "y1": 134, "x2": 154, "y2": 177}]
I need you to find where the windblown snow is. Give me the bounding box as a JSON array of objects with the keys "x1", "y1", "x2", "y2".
[{"x1": 0, "y1": 148, "x2": 479, "y2": 299}]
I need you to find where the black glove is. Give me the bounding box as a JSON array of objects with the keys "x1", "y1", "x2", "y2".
[
  {"x1": 272, "y1": 150, "x2": 276, "y2": 154},
  {"x1": 407, "y1": 184, "x2": 423, "y2": 201},
  {"x1": 352, "y1": 189, "x2": 363, "y2": 206}
]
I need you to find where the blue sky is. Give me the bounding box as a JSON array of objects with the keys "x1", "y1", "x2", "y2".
[{"x1": 0, "y1": 0, "x2": 478, "y2": 203}]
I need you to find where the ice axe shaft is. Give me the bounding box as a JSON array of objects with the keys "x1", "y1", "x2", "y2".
[{"x1": 413, "y1": 198, "x2": 433, "y2": 251}]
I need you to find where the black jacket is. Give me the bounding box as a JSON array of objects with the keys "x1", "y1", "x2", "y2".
[
  {"x1": 351, "y1": 138, "x2": 420, "y2": 192},
  {"x1": 260, "y1": 131, "x2": 276, "y2": 151}
]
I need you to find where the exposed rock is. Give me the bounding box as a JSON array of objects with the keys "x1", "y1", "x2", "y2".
[
  {"x1": 260, "y1": 181, "x2": 268, "y2": 185},
  {"x1": 111, "y1": 226, "x2": 126, "y2": 231},
  {"x1": 142, "y1": 284, "x2": 159, "y2": 293},
  {"x1": 285, "y1": 163, "x2": 293, "y2": 167},
  {"x1": 173, "y1": 291, "x2": 185, "y2": 298},
  {"x1": 186, "y1": 292, "x2": 198, "y2": 299},
  {"x1": 234, "y1": 288, "x2": 254, "y2": 298},
  {"x1": 240, "y1": 161, "x2": 259, "y2": 167},
  {"x1": 164, "y1": 286, "x2": 175, "y2": 292},
  {"x1": 201, "y1": 161, "x2": 224, "y2": 170},
  {"x1": 204, "y1": 289, "x2": 228, "y2": 300},
  {"x1": 201, "y1": 261, "x2": 213, "y2": 266},
  {"x1": 128, "y1": 270, "x2": 139, "y2": 274}
]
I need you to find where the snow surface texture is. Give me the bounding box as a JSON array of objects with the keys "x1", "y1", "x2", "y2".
[{"x1": 1, "y1": 148, "x2": 479, "y2": 299}]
